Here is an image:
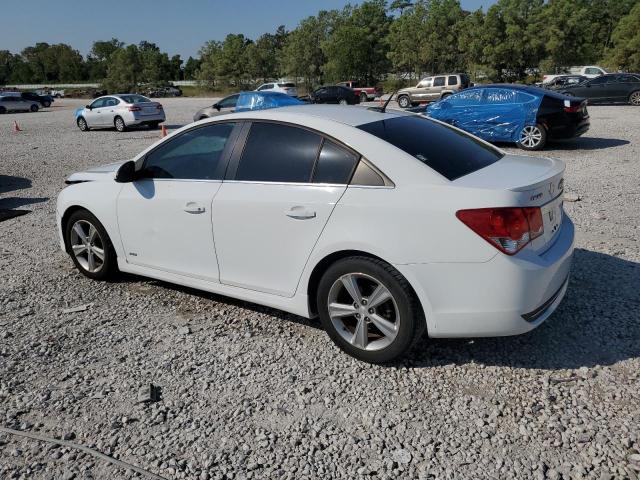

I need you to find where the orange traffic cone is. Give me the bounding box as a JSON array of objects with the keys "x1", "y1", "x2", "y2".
[
  {"x1": 160, "y1": 125, "x2": 168, "y2": 138},
  {"x1": 12, "y1": 121, "x2": 22, "y2": 133}
]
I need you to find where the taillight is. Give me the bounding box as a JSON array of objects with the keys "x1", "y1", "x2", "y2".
[
  {"x1": 128, "y1": 105, "x2": 141, "y2": 112},
  {"x1": 456, "y1": 207, "x2": 544, "y2": 255}
]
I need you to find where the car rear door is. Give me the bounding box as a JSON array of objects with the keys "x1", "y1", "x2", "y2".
[
  {"x1": 212, "y1": 121, "x2": 357, "y2": 297},
  {"x1": 117, "y1": 122, "x2": 240, "y2": 281},
  {"x1": 477, "y1": 88, "x2": 531, "y2": 142}
]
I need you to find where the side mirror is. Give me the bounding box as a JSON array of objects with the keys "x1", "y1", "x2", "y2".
[
  {"x1": 115, "y1": 160, "x2": 137, "y2": 183},
  {"x1": 214, "y1": 104, "x2": 221, "y2": 111},
  {"x1": 86, "y1": 105, "x2": 92, "y2": 110}
]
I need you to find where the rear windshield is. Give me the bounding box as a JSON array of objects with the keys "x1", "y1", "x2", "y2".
[
  {"x1": 119, "y1": 95, "x2": 151, "y2": 104},
  {"x1": 357, "y1": 115, "x2": 503, "y2": 181}
]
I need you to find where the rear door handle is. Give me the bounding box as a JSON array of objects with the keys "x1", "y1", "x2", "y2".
[
  {"x1": 286, "y1": 206, "x2": 316, "y2": 220},
  {"x1": 184, "y1": 202, "x2": 205, "y2": 214}
]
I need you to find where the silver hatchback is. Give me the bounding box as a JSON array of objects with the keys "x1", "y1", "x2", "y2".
[
  {"x1": 76, "y1": 94, "x2": 165, "y2": 132},
  {"x1": 0, "y1": 95, "x2": 40, "y2": 114}
]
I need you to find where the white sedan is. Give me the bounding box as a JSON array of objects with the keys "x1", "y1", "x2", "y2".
[
  {"x1": 75, "y1": 94, "x2": 165, "y2": 132},
  {"x1": 57, "y1": 105, "x2": 574, "y2": 363}
]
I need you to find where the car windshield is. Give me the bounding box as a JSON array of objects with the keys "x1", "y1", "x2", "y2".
[
  {"x1": 357, "y1": 115, "x2": 504, "y2": 181},
  {"x1": 119, "y1": 95, "x2": 151, "y2": 104}
]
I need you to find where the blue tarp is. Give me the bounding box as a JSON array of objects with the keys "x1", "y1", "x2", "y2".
[
  {"x1": 235, "y1": 91, "x2": 303, "y2": 112},
  {"x1": 426, "y1": 86, "x2": 544, "y2": 143}
]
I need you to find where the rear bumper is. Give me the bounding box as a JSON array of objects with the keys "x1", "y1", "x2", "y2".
[
  {"x1": 548, "y1": 119, "x2": 590, "y2": 139},
  {"x1": 127, "y1": 112, "x2": 165, "y2": 125},
  {"x1": 396, "y1": 215, "x2": 575, "y2": 338}
]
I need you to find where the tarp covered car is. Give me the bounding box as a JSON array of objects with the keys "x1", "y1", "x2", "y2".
[
  {"x1": 424, "y1": 85, "x2": 590, "y2": 150},
  {"x1": 235, "y1": 91, "x2": 303, "y2": 112}
]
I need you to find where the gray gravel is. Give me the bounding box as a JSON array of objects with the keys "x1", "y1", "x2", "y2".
[{"x1": 1, "y1": 98, "x2": 639, "y2": 479}]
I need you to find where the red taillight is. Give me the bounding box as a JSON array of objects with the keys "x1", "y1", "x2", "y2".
[
  {"x1": 456, "y1": 207, "x2": 544, "y2": 255},
  {"x1": 128, "y1": 105, "x2": 141, "y2": 112},
  {"x1": 564, "y1": 104, "x2": 580, "y2": 113}
]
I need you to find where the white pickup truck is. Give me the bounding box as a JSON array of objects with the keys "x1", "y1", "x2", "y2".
[{"x1": 542, "y1": 66, "x2": 608, "y2": 85}]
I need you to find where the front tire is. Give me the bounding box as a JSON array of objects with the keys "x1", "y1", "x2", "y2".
[
  {"x1": 65, "y1": 210, "x2": 117, "y2": 281},
  {"x1": 0, "y1": 106, "x2": 6, "y2": 114},
  {"x1": 317, "y1": 256, "x2": 425, "y2": 363},
  {"x1": 114, "y1": 116, "x2": 127, "y2": 132},
  {"x1": 42, "y1": 101, "x2": 51, "y2": 108},
  {"x1": 518, "y1": 123, "x2": 547, "y2": 151},
  {"x1": 359, "y1": 92, "x2": 368, "y2": 103},
  {"x1": 629, "y1": 90, "x2": 640, "y2": 106},
  {"x1": 77, "y1": 117, "x2": 89, "y2": 131},
  {"x1": 30, "y1": 104, "x2": 39, "y2": 113},
  {"x1": 398, "y1": 95, "x2": 411, "y2": 109}
]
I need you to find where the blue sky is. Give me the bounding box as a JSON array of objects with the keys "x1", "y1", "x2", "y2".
[{"x1": 1, "y1": 0, "x2": 495, "y2": 59}]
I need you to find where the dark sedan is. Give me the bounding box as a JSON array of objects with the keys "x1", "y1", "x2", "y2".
[
  {"x1": 544, "y1": 75, "x2": 588, "y2": 91},
  {"x1": 21, "y1": 91, "x2": 54, "y2": 108},
  {"x1": 310, "y1": 85, "x2": 359, "y2": 105},
  {"x1": 425, "y1": 84, "x2": 589, "y2": 150},
  {"x1": 560, "y1": 73, "x2": 640, "y2": 105}
]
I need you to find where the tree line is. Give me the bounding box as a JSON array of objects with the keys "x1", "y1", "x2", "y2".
[{"x1": 1, "y1": 0, "x2": 639, "y2": 91}]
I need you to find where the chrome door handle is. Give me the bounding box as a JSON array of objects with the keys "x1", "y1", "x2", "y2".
[
  {"x1": 184, "y1": 202, "x2": 205, "y2": 214},
  {"x1": 286, "y1": 206, "x2": 316, "y2": 220}
]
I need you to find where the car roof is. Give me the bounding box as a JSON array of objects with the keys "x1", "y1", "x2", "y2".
[
  {"x1": 232, "y1": 104, "x2": 410, "y2": 127},
  {"x1": 467, "y1": 83, "x2": 572, "y2": 100}
]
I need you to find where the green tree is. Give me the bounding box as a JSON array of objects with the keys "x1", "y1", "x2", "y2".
[
  {"x1": 246, "y1": 33, "x2": 280, "y2": 83},
  {"x1": 606, "y1": 2, "x2": 640, "y2": 71},
  {"x1": 387, "y1": 2, "x2": 428, "y2": 81},
  {"x1": 418, "y1": 0, "x2": 467, "y2": 74},
  {"x1": 458, "y1": 8, "x2": 487, "y2": 80},
  {"x1": 587, "y1": 0, "x2": 637, "y2": 61},
  {"x1": 184, "y1": 56, "x2": 201, "y2": 80},
  {"x1": 197, "y1": 41, "x2": 222, "y2": 88},
  {"x1": 87, "y1": 39, "x2": 124, "y2": 80},
  {"x1": 103, "y1": 45, "x2": 142, "y2": 92}
]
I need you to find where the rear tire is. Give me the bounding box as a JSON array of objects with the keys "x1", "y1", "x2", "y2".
[
  {"x1": 360, "y1": 92, "x2": 368, "y2": 103},
  {"x1": 77, "y1": 117, "x2": 89, "y2": 131},
  {"x1": 441, "y1": 93, "x2": 452, "y2": 100},
  {"x1": 629, "y1": 90, "x2": 640, "y2": 106},
  {"x1": 398, "y1": 95, "x2": 411, "y2": 109},
  {"x1": 42, "y1": 101, "x2": 51, "y2": 108},
  {"x1": 0, "y1": 106, "x2": 6, "y2": 114},
  {"x1": 339, "y1": 98, "x2": 348, "y2": 105},
  {"x1": 65, "y1": 209, "x2": 118, "y2": 281},
  {"x1": 114, "y1": 116, "x2": 127, "y2": 132},
  {"x1": 30, "y1": 104, "x2": 39, "y2": 113},
  {"x1": 518, "y1": 123, "x2": 547, "y2": 151},
  {"x1": 316, "y1": 256, "x2": 426, "y2": 364}
]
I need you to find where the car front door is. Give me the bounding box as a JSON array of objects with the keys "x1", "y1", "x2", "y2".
[
  {"x1": 572, "y1": 76, "x2": 609, "y2": 102},
  {"x1": 101, "y1": 97, "x2": 121, "y2": 125},
  {"x1": 429, "y1": 76, "x2": 447, "y2": 100},
  {"x1": 412, "y1": 78, "x2": 432, "y2": 102},
  {"x1": 117, "y1": 122, "x2": 240, "y2": 281},
  {"x1": 212, "y1": 121, "x2": 357, "y2": 297},
  {"x1": 84, "y1": 98, "x2": 106, "y2": 127}
]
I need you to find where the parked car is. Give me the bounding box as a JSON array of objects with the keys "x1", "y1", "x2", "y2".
[
  {"x1": 559, "y1": 73, "x2": 640, "y2": 105},
  {"x1": 57, "y1": 105, "x2": 574, "y2": 363},
  {"x1": 74, "y1": 94, "x2": 165, "y2": 132},
  {"x1": 337, "y1": 81, "x2": 381, "y2": 103},
  {"x1": 256, "y1": 82, "x2": 298, "y2": 97},
  {"x1": 397, "y1": 73, "x2": 471, "y2": 108},
  {"x1": 542, "y1": 66, "x2": 607, "y2": 85},
  {"x1": 544, "y1": 75, "x2": 588, "y2": 90},
  {"x1": 21, "y1": 91, "x2": 54, "y2": 108},
  {"x1": 193, "y1": 91, "x2": 303, "y2": 122},
  {"x1": 146, "y1": 85, "x2": 183, "y2": 98},
  {"x1": 424, "y1": 84, "x2": 590, "y2": 150},
  {"x1": 310, "y1": 85, "x2": 359, "y2": 105},
  {"x1": 0, "y1": 95, "x2": 40, "y2": 113}
]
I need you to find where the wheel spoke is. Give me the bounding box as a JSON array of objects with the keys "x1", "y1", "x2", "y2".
[
  {"x1": 88, "y1": 224, "x2": 98, "y2": 243},
  {"x1": 366, "y1": 284, "x2": 391, "y2": 309},
  {"x1": 71, "y1": 244, "x2": 87, "y2": 255},
  {"x1": 73, "y1": 223, "x2": 87, "y2": 243},
  {"x1": 370, "y1": 314, "x2": 397, "y2": 339},
  {"x1": 329, "y1": 302, "x2": 357, "y2": 318},
  {"x1": 87, "y1": 250, "x2": 96, "y2": 272},
  {"x1": 341, "y1": 274, "x2": 362, "y2": 303},
  {"x1": 92, "y1": 246, "x2": 105, "y2": 261},
  {"x1": 351, "y1": 316, "x2": 368, "y2": 349}
]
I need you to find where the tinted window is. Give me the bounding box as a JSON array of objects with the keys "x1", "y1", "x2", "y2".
[
  {"x1": 141, "y1": 123, "x2": 235, "y2": 180},
  {"x1": 417, "y1": 78, "x2": 432, "y2": 88},
  {"x1": 218, "y1": 94, "x2": 238, "y2": 108},
  {"x1": 236, "y1": 123, "x2": 322, "y2": 183},
  {"x1": 585, "y1": 68, "x2": 601, "y2": 75},
  {"x1": 448, "y1": 76, "x2": 458, "y2": 86},
  {"x1": 589, "y1": 76, "x2": 609, "y2": 85},
  {"x1": 119, "y1": 95, "x2": 150, "y2": 104},
  {"x1": 90, "y1": 98, "x2": 106, "y2": 108},
  {"x1": 279, "y1": 83, "x2": 296, "y2": 88},
  {"x1": 351, "y1": 161, "x2": 385, "y2": 186},
  {"x1": 104, "y1": 97, "x2": 119, "y2": 107},
  {"x1": 313, "y1": 140, "x2": 358, "y2": 184},
  {"x1": 448, "y1": 89, "x2": 483, "y2": 106},
  {"x1": 617, "y1": 75, "x2": 639, "y2": 83},
  {"x1": 433, "y1": 77, "x2": 446, "y2": 87},
  {"x1": 484, "y1": 88, "x2": 518, "y2": 104},
  {"x1": 357, "y1": 116, "x2": 503, "y2": 181}
]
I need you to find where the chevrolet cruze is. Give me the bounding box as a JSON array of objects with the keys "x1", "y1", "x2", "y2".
[{"x1": 57, "y1": 105, "x2": 574, "y2": 363}]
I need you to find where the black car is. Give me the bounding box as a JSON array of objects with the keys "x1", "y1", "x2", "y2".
[
  {"x1": 544, "y1": 75, "x2": 588, "y2": 90},
  {"x1": 560, "y1": 73, "x2": 640, "y2": 105},
  {"x1": 21, "y1": 91, "x2": 54, "y2": 108},
  {"x1": 310, "y1": 85, "x2": 359, "y2": 105}
]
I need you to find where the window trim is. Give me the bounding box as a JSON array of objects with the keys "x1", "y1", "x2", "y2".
[{"x1": 137, "y1": 121, "x2": 241, "y2": 181}]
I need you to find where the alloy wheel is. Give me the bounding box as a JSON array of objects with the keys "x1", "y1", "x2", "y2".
[
  {"x1": 519, "y1": 125, "x2": 543, "y2": 149},
  {"x1": 398, "y1": 96, "x2": 410, "y2": 108},
  {"x1": 630, "y1": 91, "x2": 640, "y2": 106},
  {"x1": 115, "y1": 117, "x2": 125, "y2": 132},
  {"x1": 78, "y1": 118, "x2": 87, "y2": 131},
  {"x1": 327, "y1": 273, "x2": 400, "y2": 351},
  {"x1": 339, "y1": 99, "x2": 348, "y2": 105},
  {"x1": 70, "y1": 220, "x2": 105, "y2": 273}
]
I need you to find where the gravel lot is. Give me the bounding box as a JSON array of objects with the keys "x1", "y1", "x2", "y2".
[{"x1": 1, "y1": 98, "x2": 639, "y2": 479}]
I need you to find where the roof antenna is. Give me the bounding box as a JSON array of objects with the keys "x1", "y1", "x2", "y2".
[{"x1": 368, "y1": 90, "x2": 397, "y2": 113}]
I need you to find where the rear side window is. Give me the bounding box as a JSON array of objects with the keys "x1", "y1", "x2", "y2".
[
  {"x1": 357, "y1": 116, "x2": 503, "y2": 181},
  {"x1": 448, "y1": 89, "x2": 483, "y2": 106},
  {"x1": 236, "y1": 123, "x2": 322, "y2": 183},
  {"x1": 433, "y1": 77, "x2": 446, "y2": 87},
  {"x1": 313, "y1": 140, "x2": 358, "y2": 184},
  {"x1": 141, "y1": 123, "x2": 235, "y2": 180},
  {"x1": 484, "y1": 89, "x2": 518, "y2": 104},
  {"x1": 119, "y1": 95, "x2": 150, "y2": 104},
  {"x1": 448, "y1": 76, "x2": 458, "y2": 86}
]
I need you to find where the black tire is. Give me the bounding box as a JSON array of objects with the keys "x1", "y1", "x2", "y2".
[
  {"x1": 316, "y1": 256, "x2": 426, "y2": 364},
  {"x1": 114, "y1": 116, "x2": 127, "y2": 132},
  {"x1": 42, "y1": 101, "x2": 51, "y2": 108},
  {"x1": 30, "y1": 104, "x2": 39, "y2": 113},
  {"x1": 65, "y1": 209, "x2": 118, "y2": 281},
  {"x1": 359, "y1": 92, "x2": 368, "y2": 103},
  {"x1": 338, "y1": 98, "x2": 348, "y2": 105},
  {"x1": 629, "y1": 90, "x2": 640, "y2": 106},
  {"x1": 441, "y1": 92, "x2": 452, "y2": 100},
  {"x1": 517, "y1": 123, "x2": 547, "y2": 151},
  {"x1": 77, "y1": 117, "x2": 89, "y2": 131},
  {"x1": 0, "y1": 106, "x2": 6, "y2": 114},
  {"x1": 398, "y1": 95, "x2": 411, "y2": 109},
  {"x1": 148, "y1": 121, "x2": 161, "y2": 130}
]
